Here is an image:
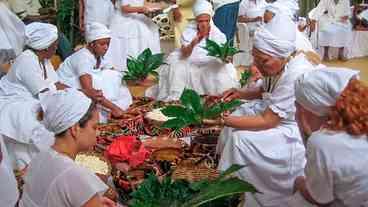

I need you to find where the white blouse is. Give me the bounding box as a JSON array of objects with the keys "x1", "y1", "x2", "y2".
[
  {"x1": 305, "y1": 130, "x2": 368, "y2": 206},
  {"x1": 19, "y1": 149, "x2": 108, "y2": 207}
]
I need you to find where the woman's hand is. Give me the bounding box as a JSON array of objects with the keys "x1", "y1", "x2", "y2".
[
  {"x1": 101, "y1": 196, "x2": 117, "y2": 207},
  {"x1": 111, "y1": 107, "x2": 125, "y2": 119},
  {"x1": 82, "y1": 88, "x2": 104, "y2": 102},
  {"x1": 222, "y1": 88, "x2": 241, "y2": 102}
]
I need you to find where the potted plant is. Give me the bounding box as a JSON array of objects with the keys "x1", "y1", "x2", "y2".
[
  {"x1": 160, "y1": 89, "x2": 243, "y2": 131},
  {"x1": 123, "y1": 48, "x2": 166, "y2": 87},
  {"x1": 202, "y1": 39, "x2": 243, "y2": 64}
]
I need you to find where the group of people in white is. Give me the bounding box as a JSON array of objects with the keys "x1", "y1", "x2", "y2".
[{"x1": 0, "y1": 0, "x2": 367, "y2": 206}]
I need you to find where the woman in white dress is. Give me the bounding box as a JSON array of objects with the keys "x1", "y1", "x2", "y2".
[
  {"x1": 290, "y1": 68, "x2": 368, "y2": 206},
  {"x1": 19, "y1": 89, "x2": 116, "y2": 207},
  {"x1": 0, "y1": 22, "x2": 68, "y2": 170},
  {"x1": 234, "y1": 0, "x2": 266, "y2": 67},
  {"x1": 309, "y1": 0, "x2": 352, "y2": 60},
  {"x1": 108, "y1": 0, "x2": 161, "y2": 71},
  {"x1": 79, "y1": 0, "x2": 114, "y2": 32},
  {"x1": 57, "y1": 22, "x2": 132, "y2": 123},
  {"x1": 214, "y1": 11, "x2": 314, "y2": 207},
  {"x1": 152, "y1": 0, "x2": 239, "y2": 101}
]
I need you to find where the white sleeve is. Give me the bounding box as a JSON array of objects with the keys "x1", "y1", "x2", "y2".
[
  {"x1": 304, "y1": 137, "x2": 334, "y2": 204},
  {"x1": 308, "y1": 0, "x2": 327, "y2": 21},
  {"x1": 74, "y1": 57, "x2": 95, "y2": 77},
  {"x1": 55, "y1": 166, "x2": 108, "y2": 207},
  {"x1": 17, "y1": 57, "x2": 50, "y2": 95}
]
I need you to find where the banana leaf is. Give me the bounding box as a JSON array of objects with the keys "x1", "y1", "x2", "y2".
[
  {"x1": 240, "y1": 70, "x2": 252, "y2": 87},
  {"x1": 181, "y1": 178, "x2": 258, "y2": 207},
  {"x1": 122, "y1": 48, "x2": 165, "y2": 82},
  {"x1": 202, "y1": 39, "x2": 243, "y2": 63}
]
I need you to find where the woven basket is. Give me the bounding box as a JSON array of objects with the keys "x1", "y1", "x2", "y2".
[{"x1": 172, "y1": 161, "x2": 220, "y2": 182}]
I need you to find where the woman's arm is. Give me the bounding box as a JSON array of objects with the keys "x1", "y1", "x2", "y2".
[
  {"x1": 121, "y1": 4, "x2": 147, "y2": 14},
  {"x1": 294, "y1": 176, "x2": 321, "y2": 205},
  {"x1": 224, "y1": 107, "x2": 281, "y2": 130},
  {"x1": 82, "y1": 194, "x2": 116, "y2": 207},
  {"x1": 222, "y1": 86, "x2": 263, "y2": 102},
  {"x1": 55, "y1": 82, "x2": 70, "y2": 90},
  {"x1": 79, "y1": 74, "x2": 125, "y2": 118},
  {"x1": 238, "y1": 16, "x2": 262, "y2": 23}
]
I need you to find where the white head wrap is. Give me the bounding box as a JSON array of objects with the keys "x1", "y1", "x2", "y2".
[
  {"x1": 253, "y1": 11, "x2": 296, "y2": 58},
  {"x1": 25, "y1": 22, "x2": 58, "y2": 50},
  {"x1": 39, "y1": 89, "x2": 92, "y2": 134},
  {"x1": 85, "y1": 22, "x2": 111, "y2": 43},
  {"x1": 193, "y1": 0, "x2": 214, "y2": 17},
  {"x1": 295, "y1": 67, "x2": 359, "y2": 116}
]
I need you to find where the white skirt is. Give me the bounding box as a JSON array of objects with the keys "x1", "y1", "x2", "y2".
[
  {"x1": 153, "y1": 51, "x2": 239, "y2": 101},
  {"x1": 319, "y1": 22, "x2": 352, "y2": 48},
  {"x1": 107, "y1": 13, "x2": 161, "y2": 71},
  {"x1": 217, "y1": 102, "x2": 306, "y2": 207}
]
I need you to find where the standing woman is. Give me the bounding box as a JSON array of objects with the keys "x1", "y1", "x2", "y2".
[
  {"x1": 214, "y1": 11, "x2": 314, "y2": 206},
  {"x1": 79, "y1": 0, "x2": 115, "y2": 33},
  {"x1": 0, "y1": 22, "x2": 68, "y2": 170},
  {"x1": 291, "y1": 68, "x2": 368, "y2": 206},
  {"x1": 19, "y1": 89, "x2": 116, "y2": 207},
  {"x1": 308, "y1": 0, "x2": 351, "y2": 61},
  {"x1": 108, "y1": 0, "x2": 161, "y2": 71}
]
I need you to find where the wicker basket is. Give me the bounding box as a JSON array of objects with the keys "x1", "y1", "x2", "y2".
[{"x1": 172, "y1": 161, "x2": 220, "y2": 182}]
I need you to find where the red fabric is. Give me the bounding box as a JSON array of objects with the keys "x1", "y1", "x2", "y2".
[{"x1": 105, "y1": 136, "x2": 151, "y2": 168}]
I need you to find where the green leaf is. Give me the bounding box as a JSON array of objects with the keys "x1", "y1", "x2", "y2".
[
  {"x1": 218, "y1": 164, "x2": 245, "y2": 181},
  {"x1": 222, "y1": 99, "x2": 243, "y2": 111},
  {"x1": 239, "y1": 70, "x2": 252, "y2": 87},
  {"x1": 203, "y1": 39, "x2": 243, "y2": 63},
  {"x1": 181, "y1": 178, "x2": 258, "y2": 207},
  {"x1": 179, "y1": 88, "x2": 203, "y2": 115},
  {"x1": 161, "y1": 106, "x2": 187, "y2": 117}
]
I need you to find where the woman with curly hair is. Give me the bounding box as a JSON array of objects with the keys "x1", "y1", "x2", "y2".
[{"x1": 291, "y1": 67, "x2": 368, "y2": 206}]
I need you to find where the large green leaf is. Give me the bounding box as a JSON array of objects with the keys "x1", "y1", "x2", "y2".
[
  {"x1": 203, "y1": 39, "x2": 243, "y2": 63},
  {"x1": 161, "y1": 118, "x2": 189, "y2": 130},
  {"x1": 181, "y1": 178, "x2": 258, "y2": 207},
  {"x1": 138, "y1": 48, "x2": 153, "y2": 63},
  {"x1": 161, "y1": 106, "x2": 187, "y2": 117},
  {"x1": 240, "y1": 70, "x2": 252, "y2": 87},
  {"x1": 179, "y1": 89, "x2": 203, "y2": 115},
  {"x1": 217, "y1": 164, "x2": 245, "y2": 181}
]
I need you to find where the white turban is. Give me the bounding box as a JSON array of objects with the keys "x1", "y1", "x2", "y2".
[
  {"x1": 25, "y1": 22, "x2": 58, "y2": 50},
  {"x1": 39, "y1": 88, "x2": 92, "y2": 134},
  {"x1": 193, "y1": 0, "x2": 213, "y2": 17},
  {"x1": 85, "y1": 22, "x2": 111, "y2": 43},
  {"x1": 254, "y1": 11, "x2": 296, "y2": 58},
  {"x1": 295, "y1": 67, "x2": 359, "y2": 116}
]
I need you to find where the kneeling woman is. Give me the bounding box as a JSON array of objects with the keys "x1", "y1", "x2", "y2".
[
  {"x1": 291, "y1": 68, "x2": 368, "y2": 206},
  {"x1": 151, "y1": 0, "x2": 239, "y2": 101},
  {"x1": 19, "y1": 89, "x2": 115, "y2": 207},
  {"x1": 215, "y1": 12, "x2": 314, "y2": 206},
  {"x1": 0, "y1": 22, "x2": 68, "y2": 170},
  {"x1": 57, "y1": 22, "x2": 132, "y2": 122}
]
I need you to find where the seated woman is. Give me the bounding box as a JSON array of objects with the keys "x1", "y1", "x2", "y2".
[
  {"x1": 107, "y1": 0, "x2": 161, "y2": 71},
  {"x1": 309, "y1": 0, "x2": 352, "y2": 61},
  {"x1": 19, "y1": 89, "x2": 115, "y2": 207},
  {"x1": 0, "y1": 22, "x2": 68, "y2": 170},
  {"x1": 57, "y1": 22, "x2": 132, "y2": 123},
  {"x1": 151, "y1": 0, "x2": 239, "y2": 101},
  {"x1": 290, "y1": 68, "x2": 368, "y2": 207},
  {"x1": 214, "y1": 11, "x2": 315, "y2": 207}
]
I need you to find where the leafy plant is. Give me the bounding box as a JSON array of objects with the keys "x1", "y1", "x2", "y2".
[
  {"x1": 160, "y1": 89, "x2": 242, "y2": 130},
  {"x1": 239, "y1": 70, "x2": 252, "y2": 87},
  {"x1": 123, "y1": 48, "x2": 165, "y2": 82},
  {"x1": 39, "y1": 0, "x2": 53, "y2": 8},
  {"x1": 129, "y1": 164, "x2": 258, "y2": 207},
  {"x1": 203, "y1": 39, "x2": 243, "y2": 63}
]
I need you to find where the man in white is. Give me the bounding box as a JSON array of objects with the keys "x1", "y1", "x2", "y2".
[
  {"x1": 216, "y1": 9, "x2": 314, "y2": 207},
  {"x1": 151, "y1": 0, "x2": 239, "y2": 101},
  {"x1": 0, "y1": 22, "x2": 66, "y2": 170},
  {"x1": 309, "y1": 0, "x2": 351, "y2": 60},
  {"x1": 57, "y1": 22, "x2": 132, "y2": 122},
  {"x1": 290, "y1": 68, "x2": 368, "y2": 206}
]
